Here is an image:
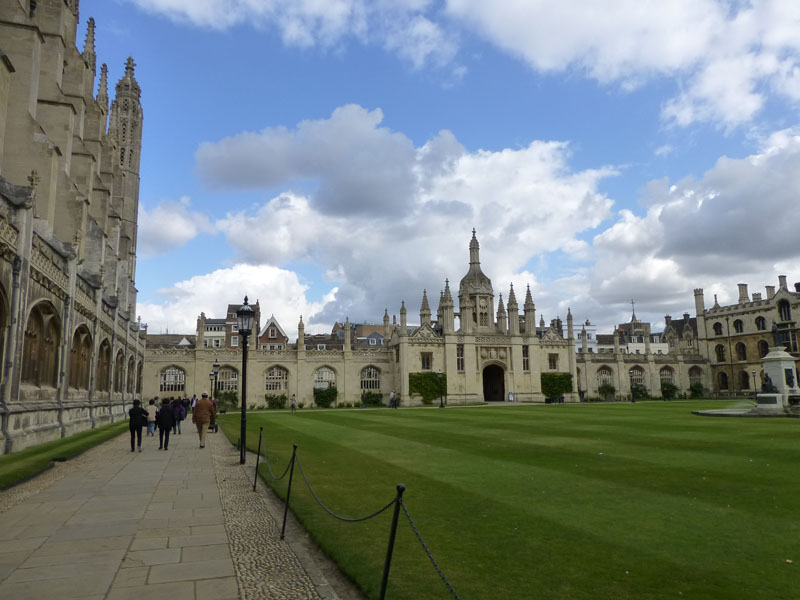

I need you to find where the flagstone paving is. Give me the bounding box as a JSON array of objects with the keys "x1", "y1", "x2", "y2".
[{"x1": 0, "y1": 425, "x2": 351, "y2": 599}]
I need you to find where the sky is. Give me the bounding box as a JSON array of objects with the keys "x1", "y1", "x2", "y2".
[{"x1": 85, "y1": 0, "x2": 800, "y2": 339}]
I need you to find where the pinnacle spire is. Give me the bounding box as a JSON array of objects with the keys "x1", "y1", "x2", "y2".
[
  {"x1": 442, "y1": 279, "x2": 453, "y2": 305},
  {"x1": 421, "y1": 289, "x2": 431, "y2": 313},
  {"x1": 82, "y1": 17, "x2": 96, "y2": 72},
  {"x1": 508, "y1": 283, "x2": 517, "y2": 307},
  {"x1": 97, "y1": 63, "x2": 108, "y2": 109},
  {"x1": 115, "y1": 56, "x2": 141, "y2": 100},
  {"x1": 524, "y1": 284, "x2": 534, "y2": 308},
  {"x1": 497, "y1": 293, "x2": 506, "y2": 313}
]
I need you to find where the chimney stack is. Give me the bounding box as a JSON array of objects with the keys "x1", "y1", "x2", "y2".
[
  {"x1": 737, "y1": 283, "x2": 749, "y2": 303},
  {"x1": 766, "y1": 285, "x2": 776, "y2": 299},
  {"x1": 778, "y1": 275, "x2": 788, "y2": 290},
  {"x1": 794, "y1": 282, "x2": 800, "y2": 293}
]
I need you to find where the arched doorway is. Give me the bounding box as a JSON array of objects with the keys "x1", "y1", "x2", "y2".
[{"x1": 482, "y1": 364, "x2": 505, "y2": 402}]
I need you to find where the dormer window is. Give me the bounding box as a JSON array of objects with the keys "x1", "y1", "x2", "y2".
[{"x1": 269, "y1": 327, "x2": 276, "y2": 338}]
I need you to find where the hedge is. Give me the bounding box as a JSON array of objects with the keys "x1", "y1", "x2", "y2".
[{"x1": 409, "y1": 372, "x2": 447, "y2": 405}]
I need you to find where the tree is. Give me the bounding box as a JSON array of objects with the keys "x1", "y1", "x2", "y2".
[{"x1": 541, "y1": 372, "x2": 573, "y2": 401}]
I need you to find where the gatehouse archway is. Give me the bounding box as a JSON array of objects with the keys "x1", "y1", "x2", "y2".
[{"x1": 482, "y1": 364, "x2": 505, "y2": 402}]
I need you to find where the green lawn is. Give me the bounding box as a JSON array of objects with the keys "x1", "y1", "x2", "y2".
[
  {"x1": 0, "y1": 420, "x2": 128, "y2": 489},
  {"x1": 219, "y1": 402, "x2": 800, "y2": 600}
]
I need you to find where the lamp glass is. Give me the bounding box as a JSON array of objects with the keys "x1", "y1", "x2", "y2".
[{"x1": 237, "y1": 296, "x2": 255, "y2": 336}]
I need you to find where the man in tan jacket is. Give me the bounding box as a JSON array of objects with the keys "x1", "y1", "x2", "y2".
[{"x1": 192, "y1": 392, "x2": 215, "y2": 448}]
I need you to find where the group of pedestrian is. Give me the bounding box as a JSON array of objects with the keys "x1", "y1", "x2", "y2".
[{"x1": 128, "y1": 392, "x2": 215, "y2": 452}]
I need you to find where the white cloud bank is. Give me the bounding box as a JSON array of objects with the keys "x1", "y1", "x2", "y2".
[
  {"x1": 128, "y1": 0, "x2": 800, "y2": 127},
  {"x1": 137, "y1": 196, "x2": 214, "y2": 257}
]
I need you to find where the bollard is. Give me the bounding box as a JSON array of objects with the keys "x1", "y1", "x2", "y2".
[
  {"x1": 379, "y1": 484, "x2": 406, "y2": 600},
  {"x1": 253, "y1": 427, "x2": 263, "y2": 491},
  {"x1": 280, "y1": 444, "x2": 298, "y2": 540}
]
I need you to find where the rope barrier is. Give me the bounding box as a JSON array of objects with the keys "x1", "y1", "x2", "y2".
[
  {"x1": 401, "y1": 503, "x2": 461, "y2": 600},
  {"x1": 294, "y1": 455, "x2": 397, "y2": 523},
  {"x1": 261, "y1": 448, "x2": 293, "y2": 481}
]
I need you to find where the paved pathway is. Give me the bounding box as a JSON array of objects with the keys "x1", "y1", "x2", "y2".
[{"x1": 0, "y1": 424, "x2": 342, "y2": 599}]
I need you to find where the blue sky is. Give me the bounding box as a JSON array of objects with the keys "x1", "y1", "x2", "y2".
[{"x1": 85, "y1": 0, "x2": 800, "y2": 337}]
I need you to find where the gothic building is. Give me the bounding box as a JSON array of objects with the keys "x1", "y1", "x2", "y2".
[
  {"x1": 143, "y1": 231, "x2": 714, "y2": 406},
  {"x1": 0, "y1": 1, "x2": 145, "y2": 453}
]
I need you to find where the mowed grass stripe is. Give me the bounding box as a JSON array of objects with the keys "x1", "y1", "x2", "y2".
[{"x1": 225, "y1": 403, "x2": 800, "y2": 599}]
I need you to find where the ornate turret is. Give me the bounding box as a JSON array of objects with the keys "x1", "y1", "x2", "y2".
[
  {"x1": 436, "y1": 291, "x2": 443, "y2": 323},
  {"x1": 297, "y1": 316, "x2": 305, "y2": 355},
  {"x1": 507, "y1": 284, "x2": 519, "y2": 335},
  {"x1": 581, "y1": 325, "x2": 588, "y2": 353},
  {"x1": 524, "y1": 284, "x2": 536, "y2": 335},
  {"x1": 496, "y1": 294, "x2": 507, "y2": 333},
  {"x1": 110, "y1": 57, "x2": 143, "y2": 173},
  {"x1": 400, "y1": 301, "x2": 407, "y2": 336},
  {"x1": 459, "y1": 230, "x2": 494, "y2": 331},
  {"x1": 344, "y1": 317, "x2": 351, "y2": 350},
  {"x1": 567, "y1": 307, "x2": 574, "y2": 340},
  {"x1": 441, "y1": 279, "x2": 455, "y2": 334},
  {"x1": 383, "y1": 309, "x2": 391, "y2": 339},
  {"x1": 420, "y1": 289, "x2": 431, "y2": 326}
]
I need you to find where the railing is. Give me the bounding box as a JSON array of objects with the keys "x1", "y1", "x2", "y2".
[{"x1": 251, "y1": 427, "x2": 460, "y2": 600}]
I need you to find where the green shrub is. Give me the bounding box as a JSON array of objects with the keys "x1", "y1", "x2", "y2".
[
  {"x1": 265, "y1": 393, "x2": 288, "y2": 409},
  {"x1": 661, "y1": 381, "x2": 679, "y2": 400},
  {"x1": 216, "y1": 390, "x2": 238, "y2": 411},
  {"x1": 360, "y1": 391, "x2": 384, "y2": 407},
  {"x1": 409, "y1": 372, "x2": 447, "y2": 405},
  {"x1": 598, "y1": 383, "x2": 616, "y2": 401},
  {"x1": 689, "y1": 382, "x2": 704, "y2": 398},
  {"x1": 631, "y1": 383, "x2": 649, "y2": 401},
  {"x1": 313, "y1": 387, "x2": 338, "y2": 408},
  {"x1": 541, "y1": 372, "x2": 573, "y2": 401}
]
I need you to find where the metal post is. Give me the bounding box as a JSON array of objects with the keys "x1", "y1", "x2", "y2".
[
  {"x1": 240, "y1": 331, "x2": 249, "y2": 465},
  {"x1": 280, "y1": 444, "x2": 298, "y2": 540},
  {"x1": 253, "y1": 427, "x2": 263, "y2": 491},
  {"x1": 379, "y1": 484, "x2": 406, "y2": 600},
  {"x1": 752, "y1": 370, "x2": 758, "y2": 406}
]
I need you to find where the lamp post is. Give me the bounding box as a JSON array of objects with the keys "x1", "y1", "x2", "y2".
[
  {"x1": 209, "y1": 371, "x2": 215, "y2": 401},
  {"x1": 237, "y1": 296, "x2": 254, "y2": 465},
  {"x1": 212, "y1": 358, "x2": 220, "y2": 401},
  {"x1": 438, "y1": 369, "x2": 444, "y2": 408},
  {"x1": 752, "y1": 369, "x2": 758, "y2": 406}
]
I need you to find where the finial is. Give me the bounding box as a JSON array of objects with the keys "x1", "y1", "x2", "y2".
[
  {"x1": 83, "y1": 17, "x2": 96, "y2": 71},
  {"x1": 243, "y1": 295, "x2": 249, "y2": 305},
  {"x1": 125, "y1": 56, "x2": 136, "y2": 75},
  {"x1": 97, "y1": 63, "x2": 108, "y2": 107},
  {"x1": 27, "y1": 170, "x2": 40, "y2": 188}
]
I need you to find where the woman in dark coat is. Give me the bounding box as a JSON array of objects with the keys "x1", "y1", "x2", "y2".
[
  {"x1": 156, "y1": 399, "x2": 176, "y2": 450},
  {"x1": 171, "y1": 397, "x2": 185, "y2": 435},
  {"x1": 128, "y1": 399, "x2": 148, "y2": 452}
]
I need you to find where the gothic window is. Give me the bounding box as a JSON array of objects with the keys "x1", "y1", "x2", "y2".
[
  {"x1": 596, "y1": 366, "x2": 613, "y2": 387},
  {"x1": 755, "y1": 316, "x2": 766, "y2": 330},
  {"x1": 22, "y1": 302, "x2": 61, "y2": 388},
  {"x1": 265, "y1": 366, "x2": 288, "y2": 391},
  {"x1": 758, "y1": 340, "x2": 769, "y2": 358},
  {"x1": 314, "y1": 367, "x2": 336, "y2": 389},
  {"x1": 659, "y1": 367, "x2": 674, "y2": 384},
  {"x1": 126, "y1": 356, "x2": 135, "y2": 393},
  {"x1": 218, "y1": 367, "x2": 238, "y2": 391},
  {"x1": 713, "y1": 322, "x2": 723, "y2": 336},
  {"x1": 733, "y1": 319, "x2": 743, "y2": 333},
  {"x1": 159, "y1": 366, "x2": 185, "y2": 392},
  {"x1": 735, "y1": 342, "x2": 747, "y2": 361},
  {"x1": 479, "y1": 312, "x2": 489, "y2": 327},
  {"x1": 69, "y1": 326, "x2": 92, "y2": 390},
  {"x1": 136, "y1": 362, "x2": 143, "y2": 394},
  {"x1": 548, "y1": 353, "x2": 558, "y2": 370},
  {"x1": 739, "y1": 371, "x2": 751, "y2": 390},
  {"x1": 715, "y1": 344, "x2": 726, "y2": 362},
  {"x1": 688, "y1": 367, "x2": 703, "y2": 386},
  {"x1": 457, "y1": 344, "x2": 464, "y2": 372},
  {"x1": 421, "y1": 353, "x2": 432, "y2": 370},
  {"x1": 119, "y1": 148, "x2": 125, "y2": 166},
  {"x1": 113, "y1": 351, "x2": 124, "y2": 392},
  {"x1": 778, "y1": 300, "x2": 791, "y2": 322},
  {"x1": 360, "y1": 366, "x2": 380, "y2": 390},
  {"x1": 629, "y1": 366, "x2": 645, "y2": 386},
  {"x1": 97, "y1": 339, "x2": 111, "y2": 391},
  {"x1": 522, "y1": 345, "x2": 529, "y2": 371},
  {"x1": 718, "y1": 372, "x2": 729, "y2": 390}
]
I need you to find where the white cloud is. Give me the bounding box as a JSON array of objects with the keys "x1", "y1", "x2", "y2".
[
  {"x1": 137, "y1": 263, "x2": 336, "y2": 338},
  {"x1": 137, "y1": 197, "x2": 214, "y2": 257},
  {"x1": 201, "y1": 104, "x2": 616, "y2": 326}
]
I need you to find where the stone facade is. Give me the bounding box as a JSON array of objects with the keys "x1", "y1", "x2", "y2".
[
  {"x1": 143, "y1": 232, "x2": 715, "y2": 407},
  {"x1": 0, "y1": 1, "x2": 145, "y2": 453}
]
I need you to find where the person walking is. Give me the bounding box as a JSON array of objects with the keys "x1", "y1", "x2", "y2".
[
  {"x1": 171, "y1": 397, "x2": 185, "y2": 434},
  {"x1": 146, "y1": 398, "x2": 158, "y2": 436},
  {"x1": 192, "y1": 392, "x2": 215, "y2": 448},
  {"x1": 389, "y1": 390, "x2": 396, "y2": 409},
  {"x1": 128, "y1": 399, "x2": 148, "y2": 452},
  {"x1": 156, "y1": 399, "x2": 176, "y2": 450},
  {"x1": 291, "y1": 393, "x2": 297, "y2": 412}
]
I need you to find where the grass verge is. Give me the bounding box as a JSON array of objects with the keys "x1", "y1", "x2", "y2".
[
  {"x1": 220, "y1": 401, "x2": 800, "y2": 600},
  {"x1": 0, "y1": 420, "x2": 128, "y2": 489}
]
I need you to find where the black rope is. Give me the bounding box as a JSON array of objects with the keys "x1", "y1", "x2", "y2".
[
  {"x1": 260, "y1": 448, "x2": 293, "y2": 481},
  {"x1": 294, "y1": 455, "x2": 397, "y2": 522},
  {"x1": 401, "y1": 503, "x2": 461, "y2": 600}
]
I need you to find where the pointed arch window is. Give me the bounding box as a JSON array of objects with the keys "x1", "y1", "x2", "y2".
[
  {"x1": 596, "y1": 366, "x2": 613, "y2": 387},
  {"x1": 69, "y1": 326, "x2": 92, "y2": 390},
  {"x1": 778, "y1": 300, "x2": 791, "y2": 322},
  {"x1": 159, "y1": 366, "x2": 185, "y2": 392},
  {"x1": 735, "y1": 342, "x2": 747, "y2": 361},
  {"x1": 715, "y1": 344, "x2": 726, "y2": 362},
  {"x1": 758, "y1": 340, "x2": 769, "y2": 358},
  {"x1": 629, "y1": 366, "x2": 645, "y2": 386},
  {"x1": 97, "y1": 339, "x2": 111, "y2": 391},
  {"x1": 314, "y1": 367, "x2": 336, "y2": 389},
  {"x1": 127, "y1": 356, "x2": 135, "y2": 393},
  {"x1": 659, "y1": 367, "x2": 674, "y2": 384},
  {"x1": 22, "y1": 302, "x2": 61, "y2": 388},
  {"x1": 113, "y1": 351, "x2": 124, "y2": 392},
  {"x1": 755, "y1": 316, "x2": 766, "y2": 330},
  {"x1": 218, "y1": 367, "x2": 239, "y2": 392},
  {"x1": 718, "y1": 372, "x2": 729, "y2": 390},
  {"x1": 360, "y1": 366, "x2": 380, "y2": 390},
  {"x1": 136, "y1": 362, "x2": 143, "y2": 394},
  {"x1": 713, "y1": 322, "x2": 723, "y2": 336},
  {"x1": 689, "y1": 367, "x2": 703, "y2": 387},
  {"x1": 739, "y1": 371, "x2": 750, "y2": 390},
  {"x1": 733, "y1": 319, "x2": 743, "y2": 333},
  {"x1": 265, "y1": 366, "x2": 288, "y2": 391}
]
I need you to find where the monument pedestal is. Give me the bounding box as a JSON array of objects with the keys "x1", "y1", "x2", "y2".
[{"x1": 756, "y1": 347, "x2": 799, "y2": 412}]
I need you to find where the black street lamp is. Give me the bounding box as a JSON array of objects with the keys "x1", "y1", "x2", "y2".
[
  {"x1": 438, "y1": 369, "x2": 444, "y2": 408},
  {"x1": 237, "y1": 297, "x2": 254, "y2": 465},
  {"x1": 209, "y1": 371, "x2": 215, "y2": 400},
  {"x1": 212, "y1": 358, "x2": 220, "y2": 400}
]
